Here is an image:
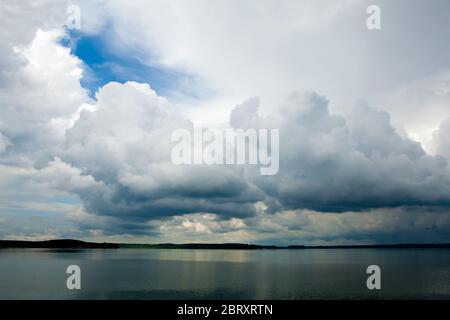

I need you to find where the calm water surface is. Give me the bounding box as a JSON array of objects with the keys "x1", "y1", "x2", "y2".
[{"x1": 0, "y1": 248, "x2": 449, "y2": 299}]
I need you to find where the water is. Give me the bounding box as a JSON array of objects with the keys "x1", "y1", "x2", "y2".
[{"x1": 0, "y1": 248, "x2": 449, "y2": 299}]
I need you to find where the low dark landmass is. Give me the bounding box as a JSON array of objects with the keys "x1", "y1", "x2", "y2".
[
  {"x1": 288, "y1": 243, "x2": 450, "y2": 249},
  {"x1": 1, "y1": 239, "x2": 450, "y2": 249},
  {"x1": 122, "y1": 243, "x2": 450, "y2": 249},
  {"x1": 0, "y1": 239, "x2": 119, "y2": 249}
]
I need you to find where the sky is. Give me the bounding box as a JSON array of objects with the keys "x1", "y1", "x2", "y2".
[{"x1": 1, "y1": 0, "x2": 450, "y2": 245}]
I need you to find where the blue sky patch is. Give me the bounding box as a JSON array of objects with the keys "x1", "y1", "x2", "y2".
[{"x1": 61, "y1": 28, "x2": 202, "y2": 100}]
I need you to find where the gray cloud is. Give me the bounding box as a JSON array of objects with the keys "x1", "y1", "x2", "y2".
[
  {"x1": 58, "y1": 82, "x2": 264, "y2": 220},
  {"x1": 39, "y1": 85, "x2": 450, "y2": 224},
  {"x1": 236, "y1": 92, "x2": 450, "y2": 212},
  {"x1": 433, "y1": 118, "x2": 450, "y2": 159}
]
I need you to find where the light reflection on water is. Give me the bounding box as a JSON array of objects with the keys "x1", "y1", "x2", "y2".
[{"x1": 0, "y1": 248, "x2": 449, "y2": 299}]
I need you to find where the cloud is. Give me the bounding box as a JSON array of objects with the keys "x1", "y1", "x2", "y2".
[
  {"x1": 103, "y1": 206, "x2": 450, "y2": 246},
  {"x1": 23, "y1": 77, "x2": 450, "y2": 226},
  {"x1": 432, "y1": 118, "x2": 450, "y2": 159},
  {"x1": 375, "y1": 70, "x2": 450, "y2": 153},
  {"x1": 233, "y1": 92, "x2": 450, "y2": 212},
  {"x1": 249, "y1": 207, "x2": 450, "y2": 245},
  {"x1": 59, "y1": 81, "x2": 264, "y2": 220},
  {"x1": 0, "y1": 27, "x2": 91, "y2": 171},
  {"x1": 79, "y1": 1, "x2": 450, "y2": 123},
  {"x1": 4, "y1": 231, "x2": 60, "y2": 242},
  {"x1": 0, "y1": 1, "x2": 68, "y2": 80},
  {"x1": 35, "y1": 157, "x2": 104, "y2": 193},
  {"x1": 0, "y1": 133, "x2": 9, "y2": 153}
]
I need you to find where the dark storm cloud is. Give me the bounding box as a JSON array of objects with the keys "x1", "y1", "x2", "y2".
[
  {"x1": 56, "y1": 82, "x2": 265, "y2": 220},
  {"x1": 45, "y1": 85, "x2": 450, "y2": 221},
  {"x1": 233, "y1": 92, "x2": 450, "y2": 212}
]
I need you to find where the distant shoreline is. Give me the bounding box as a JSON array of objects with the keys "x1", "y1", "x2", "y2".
[{"x1": 1, "y1": 239, "x2": 450, "y2": 250}]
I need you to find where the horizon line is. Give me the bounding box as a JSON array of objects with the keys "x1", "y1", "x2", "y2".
[{"x1": 1, "y1": 239, "x2": 450, "y2": 250}]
